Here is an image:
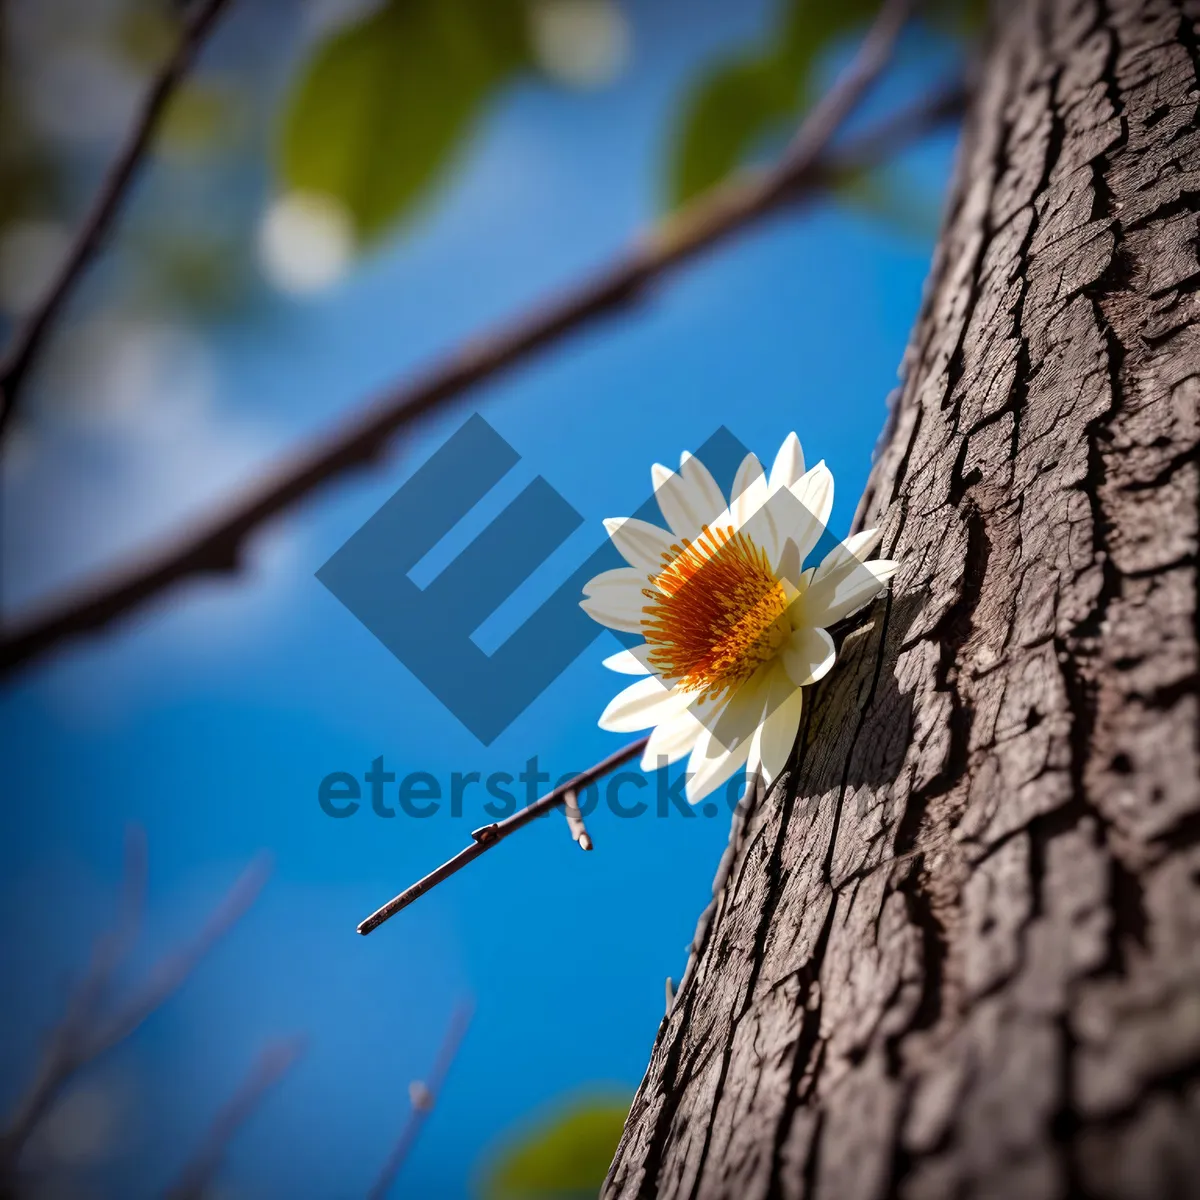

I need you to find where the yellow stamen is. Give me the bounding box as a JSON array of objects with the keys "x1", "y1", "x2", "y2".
[{"x1": 642, "y1": 525, "x2": 789, "y2": 702}]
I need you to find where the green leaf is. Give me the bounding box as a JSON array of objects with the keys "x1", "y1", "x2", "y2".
[
  {"x1": 666, "y1": 0, "x2": 879, "y2": 208},
  {"x1": 834, "y1": 165, "x2": 943, "y2": 242},
  {"x1": 478, "y1": 1095, "x2": 630, "y2": 1199},
  {"x1": 160, "y1": 82, "x2": 241, "y2": 158},
  {"x1": 280, "y1": 0, "x2": 530, "y2": 243},
  {"x1": 668, "y1": 55, "x2": 797, "y2": 208},
  {"x1": 777, "y1": 0, "x2": 882, "y2": 86},
  {"x1": 925, "y1": 0, "x2": 989, "y2": 38}
]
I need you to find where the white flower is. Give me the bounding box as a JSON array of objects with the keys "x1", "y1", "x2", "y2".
[{"x1": 580, "y1": 433, "x2": 899, "y2": 804}]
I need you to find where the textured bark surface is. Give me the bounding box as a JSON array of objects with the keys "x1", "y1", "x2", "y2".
[{"x1": 604, "y1": 1, "x2": 1200, "y2": 1196}]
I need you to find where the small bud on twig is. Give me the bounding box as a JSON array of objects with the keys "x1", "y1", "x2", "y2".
[
  {"x1": 562, "y1": 789, "x2": 593, "y2": 851},
  {"x1": 367, "y1": 1001, "x2": 473, "y2": 1200}
]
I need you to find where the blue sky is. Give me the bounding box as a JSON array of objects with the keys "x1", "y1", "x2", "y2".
[{"x1": 0, "y1": 1, "x2": 959, "y2": 1194}]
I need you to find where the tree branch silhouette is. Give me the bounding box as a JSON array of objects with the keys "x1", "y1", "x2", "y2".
[
  {"x1": 358, "y1": 738, "x2": 649, "y2": 935},
  {"x1": 1, "y1": 5, "x2": 963, "y2": 680},
  {"x1": 367, "y1": 1001, "x2": 474, "y2": 1200},
  {"x1": 0, "y1": 833, "x2": 270, "y2": 1181},
  {"x1": 0, "y1": 0, "x2": 235, "y2": 439},
  {"x1": 165, "y1": 1038, "x2": 306, "y2": 1200}
]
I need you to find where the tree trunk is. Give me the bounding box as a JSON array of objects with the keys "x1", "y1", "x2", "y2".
[{"x1": 604, "y1": 0, "x2": 1200, "y2": 1196}]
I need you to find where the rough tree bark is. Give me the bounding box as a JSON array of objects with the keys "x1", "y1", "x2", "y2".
[{"x1": 604, "y1": 0, "x2": 1200, "y2": 1196}]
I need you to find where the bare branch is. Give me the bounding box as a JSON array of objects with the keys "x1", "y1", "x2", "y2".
[
  {"x1": 0, "y1": 0, "x2": 235, "y2": 439},
  {"x1": 358, "y1": 738, "x2": 647, "y2": 935},
  {"x1": 367, "y1": 1002, "x2": 473, "y2": 1200},
  {"x1": 65, "y1": 825, "x2": 149, "y2": 1037},
  {"x1": 165, "y1": 1037, "x2": 306, "y2": 1200},
  {"x1": 356, "y1": 647, "x2": 954, "y2": 935},
  {"x1": 0, "y1": 847, "x2": 270, "y2": 1176},
  {"x1": 0, "y1": 828, "x2": 147, "y2": 1166},
  {"x1": 84, "y1": 854, "x2": 271, "y2": 1057},
  {"x1": 0, "y1": 50, "x2": 965, "y2": 679},
  {"x1": 649, "y1": 0, "x2": 914, "y2": 261}
]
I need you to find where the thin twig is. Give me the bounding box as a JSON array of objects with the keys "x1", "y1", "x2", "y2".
[
  {"x1": 0, "y1": 0, "x2": 235, "y2": 439},
  {"x1": 63, "y1": 826, "x2": 149, "y2": 1037},
  {"x1": 165, "y1": 1037, "x2": 306, "y2": 1200},
  {"x1": 0, "y1": 60, "x2": 965, "y2": 679},
  {"x1": 358, "y1": 738, "x2": 647, "y2": 934},
  {"x1": 367, "y1": 1002, "x2": 473, "y2": 1200},
  {"x1": 358, "y1": 662, "x2": 955, "y2": 934},
  {"x1": 84, "y1": 854, "x2": 272, "y2": 1057},
  {"x1": 650, "y1": 0, "x2": 915, "y2": 259},
  {"x1": 0, "y1": 848, "x2": 270, "y2": 1175},
  {"x1": 0, "y1": 828, "x2": 147, "y2": 1168}
]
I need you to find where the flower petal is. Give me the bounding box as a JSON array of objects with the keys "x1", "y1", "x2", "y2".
[
  {"x1": 729, "y1": 453, "x2": 784, "y2": 566},
  {"x1": 775, "y1": 537, "x2": 802, "y2": 587},
  {"x1": 769, "y1": 432, "x2": 806, "y2": 492},
  {"x1": 652, "y1": 462, "x2": 721, "y2": 541},
  {"x1": 678, "y1": 451, "x2": 728, "y2": 525},
  {"x1": 640, "y1": 709, "x2": 704, "y2": 771},
  {"x1": 787, "y1": 461, "x2": 834, "y2": 565},
  {"x1": 602, "y1": 644, "x2": 654, "y2": 675},
  {"x1": 748, "y1": 684, "x2": 804, "y2": 788},
  {"x1": 702, "y1": 668, "x2": 770, "y2": 755},
  {"x1": 598, "y1": 676, "x2": 690, "y2": 733},
  {"x1": 781, "y1": 625, "x2": 837, "y2": 687},
  {"x1": 603, "y1": 517, "x2": 675, "y2": 578},
  {"x1": 792, "y1": 461, "x2": 835, "y2": 525},
  {"x1": 804, "y1": 558, "x2": 899, "y2": 628},
  {"x1": 685, "y1": 725, "x2": 752, "y2": 804},
  {"x1": 842, "y1": 526, "x2": 884, "y2": 559},
  {"x1": 809, "y1": 527, "x2": 884, "y2": 580},
  {"x1": 676, "y1": 669, "x2": 778, "y2": 804},
  {"x1": 730, "y1": 452, "x2": 768, "y2": 528},
  {"x1": 579, "y1": 567, "x2": 649, "y2": 633},
  {"x1": 582, "y1": 566, "x2": 644, "y2": 599}
]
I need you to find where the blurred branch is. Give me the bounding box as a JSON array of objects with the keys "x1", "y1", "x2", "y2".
[
  {"x1": 165, "y1": 1038, "x2": 306, "y2": 1200},
  {"x1": 648, "y1": 0, "x2": 914, "y2": 256},
  {"x1": 0, "y1": 0, "x2": 235, "y2": 439},
  {"x1": 358, "y1": 738, "x2": 647, "y2": 935},
  {"x1": 85, "y1": 853, "x2": 272, "y2": 1057},
  {"x1": 0, "y1": 828, "x2": 147, "y2": 1168},
  {"x1": 0, "y1": 21, "x2": 966, "y2": 680},
  {"x1": 0, "y1": 825, "x2": 147, "y2": 1161},
  {"x1": 367, "y1": 1001, "x2": 473, "y2": 1200},
  {"x1": 0, "y1": 840, "x2": 270, "y2": 1179},
  {"x1": 824, "y1": 78, "x2": 966, "y2": 186}
]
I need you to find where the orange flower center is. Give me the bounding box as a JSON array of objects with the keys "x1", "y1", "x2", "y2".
[{"x1": 642, "y1": 525, "x2": 790, "y2": 702}]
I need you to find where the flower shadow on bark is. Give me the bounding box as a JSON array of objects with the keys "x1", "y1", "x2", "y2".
[{"x1": 780, "y1": 585, "x2": 929, "y2": 883}]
